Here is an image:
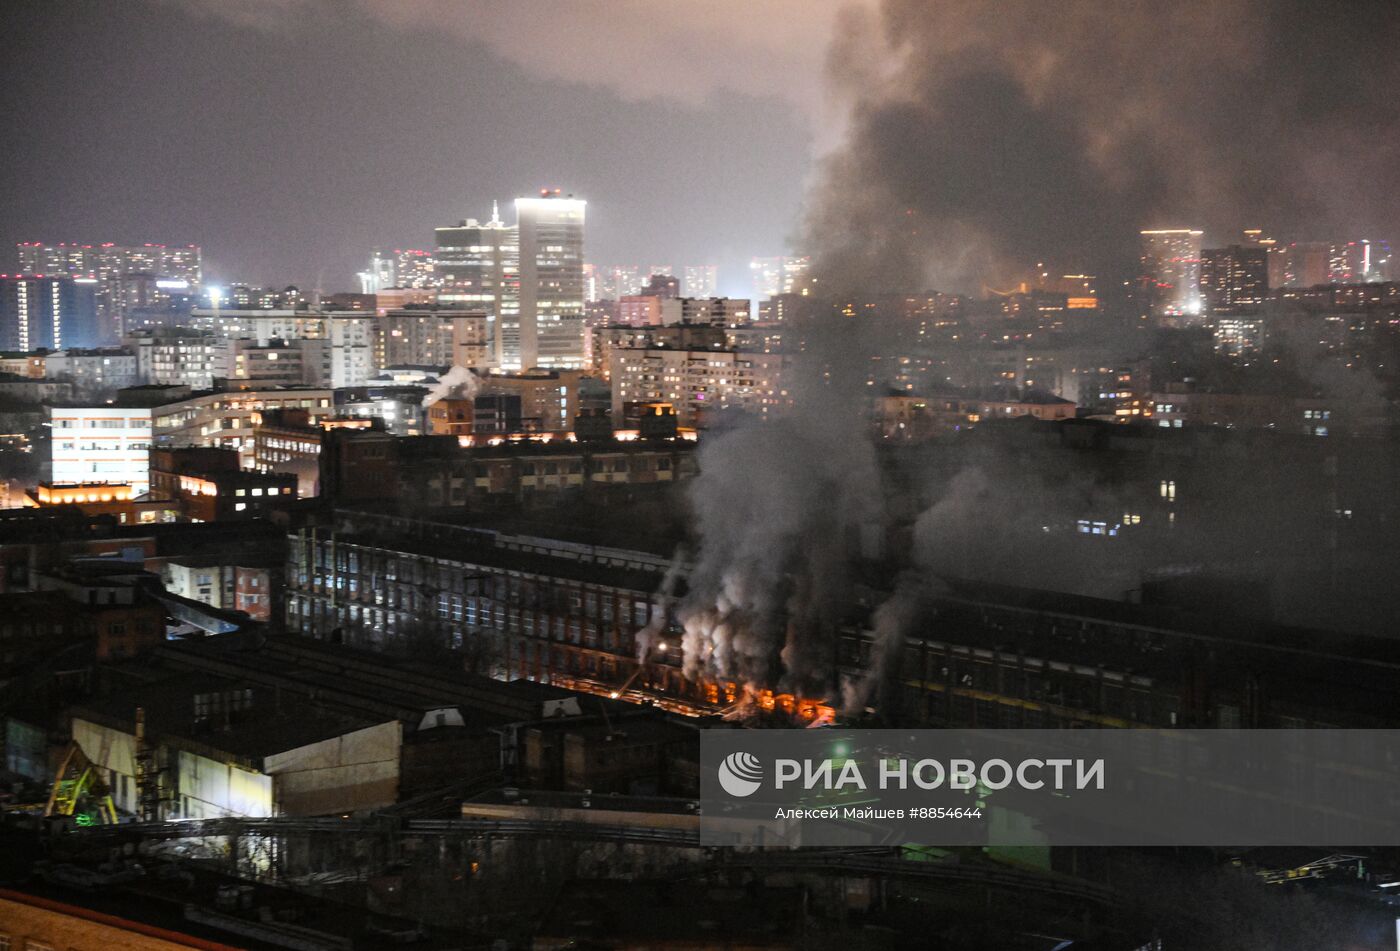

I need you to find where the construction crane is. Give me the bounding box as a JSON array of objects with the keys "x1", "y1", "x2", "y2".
[
  {"x1": 43, "y1": 742, "x2": 118, "y2": 826},
  {"x1": 1258, "y1": 853, "x2": 1367, "y2": 885}
]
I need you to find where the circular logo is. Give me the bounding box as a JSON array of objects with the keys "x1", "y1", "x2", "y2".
[{"x1": 717, "y1": 751, "x2": 764, "y2": 798}]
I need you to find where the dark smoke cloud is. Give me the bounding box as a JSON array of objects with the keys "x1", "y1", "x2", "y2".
[
  {"x1": 677, "y1": 308, "x2": 883, "y2": 696},
  {"x1": 801, "y1": 0, "x2": 1400, "y2": 294}
]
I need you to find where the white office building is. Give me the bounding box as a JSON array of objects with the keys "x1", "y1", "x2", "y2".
[{"x1": 49, "y1": 404, "x2": 156, "y2": 494}]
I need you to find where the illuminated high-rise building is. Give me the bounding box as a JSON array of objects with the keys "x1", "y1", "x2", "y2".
[
  {"x1": 436, "y1": 203, "x2": 518, "y2": 364},
  {"x1": 1242, "y1": 230, "x2": 1288, "y2": 289},
  {"x1": 392, "y1": 249, "x2": 438, "y2": 289},
  {"x1": 780, "y1": 256, "x2": 811, "y2": 294},
  {"x1": 750, "y1": 256, "x2": 783, "y2": 300},
  {"x1": 609, "y1": 265, "x2": 642, "y2": 299},
  {"x1": 750, "y1": 256, "x2": 811, "y2": 301},
  {"x1": 17, "y1": 243, "x2": 201, "y2": 287},
  {"x1": 434, "y1": 192, "x2": 585, "y2": 370},
  {"x1": 357, "y1": 250, "x2": 398, "y2": 294},
  {"x1": 0, "y1": 275, "x2": 100, "y2": 350},
  {"x1": 1281, "y1": 242, "x2": 1331, "y2": 287},
  {"x1": 1329, "y1": 239, "x2": 1392, "y2": 283},
  {"x1": 15, "y1": 242, "x2": 201, "y2": 340},
  {"x1": 1199, "y1": 245, "x2": 1269, "y2": 313},
  {"x1": 515, "y1": 191, "x2": 586, "y2": 370},
  {"x1": 684, "y1": 264, "x2": 718, "y2": 298},
  {"x1": 1138, "y1": 229, "x2": 1204, "y2": 317}
]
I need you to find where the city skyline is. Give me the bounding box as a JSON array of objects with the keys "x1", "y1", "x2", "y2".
[
  {"x1": 0, "y1": 0, "x2": 814, "y2": 294},
  {"x1": 10, "y1": 1, "x2": 1398, "y2": 301},
  {"x1": 4, "y1": 4, "x2": 1400, "y2": 945}
]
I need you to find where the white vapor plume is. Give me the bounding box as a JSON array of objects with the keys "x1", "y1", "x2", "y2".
[{"x1": 420, "y1": 365, "x2": 480, "y2": 409}]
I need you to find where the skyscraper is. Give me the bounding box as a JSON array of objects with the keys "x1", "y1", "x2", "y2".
[
  {"x1": 750, "y1": 256, "x2": 812, "y2": 302},
  {"x1": 1242, "y1": 230, "x2": 1287, "y2": 289},
  {"x1": 0, "y1": 275, "x2": 100, "y2": 350},
  {"x1": 515, "y1": 191, "x2": 586, "y2": 371},
  {"x1": 750, "y1": 257, "x2": 783, "y2": 300},
  {"x1": 1138, "y1": 229, "x2": 1204, "y2": 317},
  {"x1": 393, "y1": 249, "x2": 439, "y2": 289},
  {"x1": 436, "y1": 203, "x2": 518, "y2": 362},
  {"x1": 780, "y1": 256, "x2": 811, "y2": 294},
  {"x1": 1329, "y1": 239, "x2": 1393, "y2": 283},
  {"x1": 683, "y1": 264, "x2": 718, "y2": 298},
  {"x1": 582, "y1": 264, "x2": 600, "y2": 303},
  {"x1": 436, "y1": 192, "x2": 585, "y2": 371},
  {"x1": 1199, "y1": 245, "x2": 1269, "y2": 313},
  {"x1": 15, "y1": 242, "x2": 201, "y2": 340},
  {"x1": 357, "y1": 250, "x2": 398, "y2": 293},
  {"x1": 608, "y1": 265, "x2": 642, "y2": 299},
  {"x1": 1281, "y1": 242, "x2": 1331, "y2": 287}
]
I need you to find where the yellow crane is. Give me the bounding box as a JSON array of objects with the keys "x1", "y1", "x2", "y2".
[{"x1": 43, "y1": 741, "x2": 118, "y2": 826}]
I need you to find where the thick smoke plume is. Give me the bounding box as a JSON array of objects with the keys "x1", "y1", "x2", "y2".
[
  {"x1": 675, "y1": 314, "x2": 881, "y2": 697},
  {"x1": 802, "y1": 0, "x2": 1400, "y2": 293}
]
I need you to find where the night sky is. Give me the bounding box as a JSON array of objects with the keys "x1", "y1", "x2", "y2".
[
  {"x1": 5, "y1": 1, "x2": 1398, "y2": 298},
  {"x1": 0, "y1": 0, "x2": 831, "y2": 292}
]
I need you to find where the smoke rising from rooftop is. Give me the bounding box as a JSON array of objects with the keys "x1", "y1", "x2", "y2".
[{"x1": 676, "y1": 311, "x2": 882, "y2": 696}]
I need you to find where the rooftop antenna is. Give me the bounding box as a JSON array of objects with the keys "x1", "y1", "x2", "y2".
[{"x1": 489, "y1": 200, "x2": 502, "y2": 227}]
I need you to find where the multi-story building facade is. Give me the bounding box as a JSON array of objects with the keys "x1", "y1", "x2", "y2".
[
  {"x1": 252, "y1": 408, "x2": 377, "y2": 495},
  {"x1": 228, "y1": 337, "x2": 314, "y2": 388},
  {"x1": 153, "y1": 386, "x2": 336, "y2": 466},
  {"x1": 1279, "y1": 241, "x2": 1331, "y2": 287},
  {"x1": 748, "y1": 256, "x2": 810, "y2": 301},
  {"x1": 148, "y1": 446, "x2": 297, "y2": 521},
  {"x1": 437, "y1": 194, "x2": 586, "y2": 370},
  {"x1": 358, "y1": 249, "x2": 398, "y2": 293},
  {"x1": 1138, "y1": 229, "x2": 1204, "y2": 318},
  {"x1": 1328, "y1": 239, "x2": 1393, "y2": 284},
  {"x1": 590, "y1": 323, "x2": 728, "y2": 380},
  {"x1": 435, "y1": 207, "x2": 516, "y2": 324},
  {"x1": 42, "y1": 348, "x2": 139, "y2": 395},
  {"x1": 379, "y1": 307, "x2": 490, "y2": 369},
  {"x1": 477, "y1": 368, "x2": 581, "y2": 433},
  {"x1": 0, "y1": 275, "x2": 101, "y2": 350},
  {"x1": 657, "y1": 296, "x2": 751, "y2": 326},
  {"x1": 618, "y1": 294, "x2": 662, "y2": 327},
  {"x1": 334, "y1": 384, "x2": 429, "y2": 435},
  {"x1": 0, "y1": 351, "x2": 46, "y2": 378},
  {"x1": 125, "y1": 328, "x2": 231, "y2": 390},
  {"x1": 51, "y1": 384, "x2": 337, "y2": 492},
  {"x1": 185, "y1": 309, "x2": 376, "y2": 387},
  {"x1": 682, "y1": 265, "x2": 718, "y2": 298},
  {"x1": 286, "y1": 511, "x2": 673, "y2": 684},
  {"x1": 1213, "y1": 315, "x2": 1266, "y2": 358},
  {"x1": 48, "y1": 402, "x2": 158, "y2": 493},
  {"x1": 15, "y1": 242, "x2": 201, "y2": 339},
  {"x1": 516, "y1": 193, "x2": 587, "y2": 371},
  {"x1": 749, "y1": 256, "x2": 783, "y2": 300},
  {"x1": 609, "y1": 347, "x2": 792, "y2": 428},
  {"x1": 602, "y1": 265, "x2": 642, "y2": 300},
  {"x1": 1199, "y1": 244, "x2": 1269, "y2": 314},
  {"x1": 17, "y1": 242, "x2": 201, "y2": 286},
  {"x1": 392, "y1": 249, "x2": 439, "y2": 288}
]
